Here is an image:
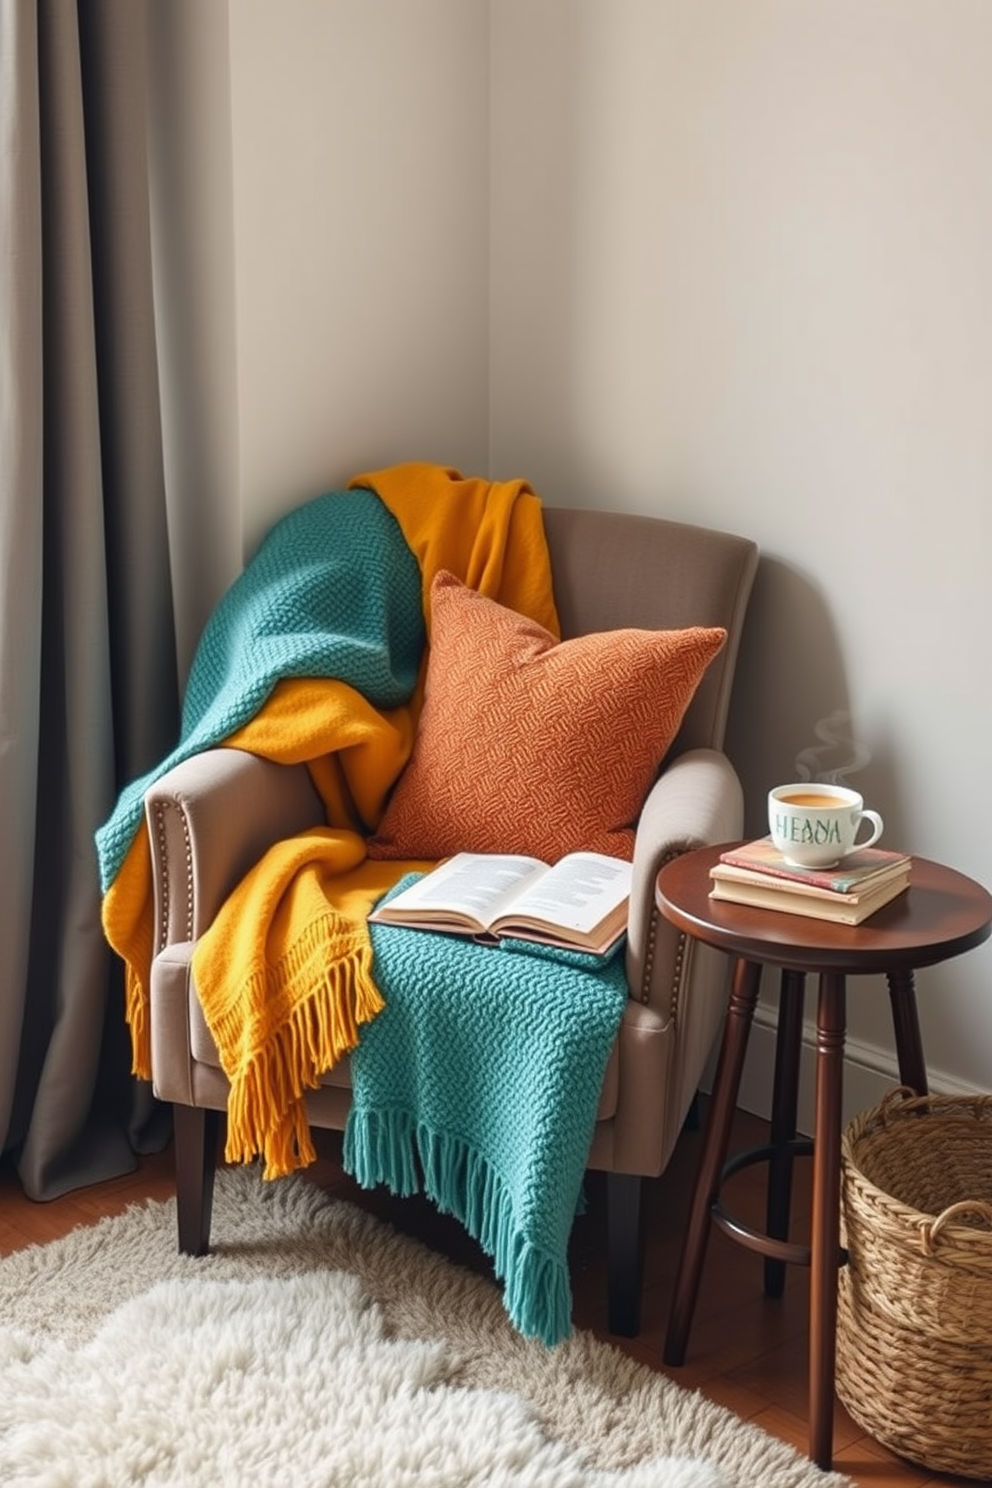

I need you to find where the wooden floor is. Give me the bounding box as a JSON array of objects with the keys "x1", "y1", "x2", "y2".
[{"x1": 0, "y1": 1103, "x2": 975, "y2": 1488}]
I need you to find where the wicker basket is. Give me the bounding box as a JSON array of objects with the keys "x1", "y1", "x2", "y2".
[{"x1": 837, "y1": 1087, "x2": 992, "y2": 1479}]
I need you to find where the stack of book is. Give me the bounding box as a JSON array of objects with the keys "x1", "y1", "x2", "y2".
[{"x1": 709, "y1": 837, "x2": 913, "y2": 925}]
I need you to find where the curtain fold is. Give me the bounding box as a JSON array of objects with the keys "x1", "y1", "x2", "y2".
[{"x1": 1, "y1": 0, "x2": 179, "y2": 1199}]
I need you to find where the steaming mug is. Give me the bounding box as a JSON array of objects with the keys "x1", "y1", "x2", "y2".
[{"x1": 768, "y1": 783, "x2": 884, "y2": 869}]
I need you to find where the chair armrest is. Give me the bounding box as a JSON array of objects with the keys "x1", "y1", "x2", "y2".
[
  {"x1": 143, "y1": 747, "x2": 325, "y2": 950},
  {"x1": 592, "y1": 748, "x2": 744, "y2": 1177},
  {"x1": 626, "y1": 747, "x2": 744, "y2": 1006}
]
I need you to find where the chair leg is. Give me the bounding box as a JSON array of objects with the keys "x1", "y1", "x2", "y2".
[
  {"x1": 174, "y1": 1104, "x2": 220, "y2": 1256},
  {"x1": 607, "y1": 1171, "x2": 644, "y2": 1337}
]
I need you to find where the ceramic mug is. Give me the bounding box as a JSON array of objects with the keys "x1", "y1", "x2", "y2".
[{"x1": 768, "y1": 783, "x2": 884, "y2": 869}]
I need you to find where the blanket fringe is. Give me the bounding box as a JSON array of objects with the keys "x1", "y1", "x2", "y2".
[
  {"x1": 343, "y1": 1108, "x2": 572, "y2": 1346},
  {"x1": 125, "y1": 964, "x2": 152, "y2": 1080},
  {"x1": 216, "y1": 924, "x2": 384, "y2": 1180}
]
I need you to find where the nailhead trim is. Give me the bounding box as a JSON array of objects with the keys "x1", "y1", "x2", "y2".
[
  {"x1": 641, "y1": 907, "x2": 657, "y2": 1003},
  {"x1": 669, "y1": 927, "x2": 687, "y2": 1024},
  {"x1": 152, "y1": 800, "x2": 194, "y2": 949},
  {"x1": 641, "y1": 848, "x2": 690, "y2": 1027},
  {"x1": 152, "y1": 804, "x2": 169, "y2": 952}
]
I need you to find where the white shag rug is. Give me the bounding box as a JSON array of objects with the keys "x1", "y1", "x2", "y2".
[{"x1": 0, "y1": 1166, "x2": 855, "y2": 1488}]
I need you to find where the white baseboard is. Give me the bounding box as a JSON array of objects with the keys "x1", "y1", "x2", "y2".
[{"x1": 702, "y1": 1005, "x2": 977, "y2": 1136}]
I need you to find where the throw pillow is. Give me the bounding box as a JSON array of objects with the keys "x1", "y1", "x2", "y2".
[{"x1": 367, "y1": 571, "x2": 727, "y2": 863}]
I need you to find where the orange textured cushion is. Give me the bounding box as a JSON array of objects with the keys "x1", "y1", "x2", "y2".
[{"x1": 367, "y1": 571, "x2": 727, "y2": 863}]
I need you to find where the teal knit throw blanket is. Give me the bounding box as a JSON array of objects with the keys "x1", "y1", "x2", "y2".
[
  {"x1": 349, "y1": 890, "x2": 629, "y2": 1347},
  {"x1": 97, "y1": 485, "x2": 628, "y2": 1347},
  {"x1": 95, "y1": 489, "x2": 423, "y2": 891}
]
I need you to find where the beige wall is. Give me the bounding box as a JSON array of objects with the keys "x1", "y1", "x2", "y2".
[
  {"x1": 149, "y1": 1, "x2": 992, "y2": 1111},
  {"x1": 229, "y1": 0, "x2": 492, "y2": 549},
  {"x1": 150, "y1": 0, "x2": 491, "y2": 671},
  {"x1": 491, "y1": 1, "x2": 992, "y2": 1110}
]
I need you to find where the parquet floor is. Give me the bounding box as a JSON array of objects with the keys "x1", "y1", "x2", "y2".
[{"x1": 0, "y1": 1103, "x2": 976, "y2": 1487}]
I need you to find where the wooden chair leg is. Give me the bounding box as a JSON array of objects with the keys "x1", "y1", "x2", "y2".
[
  {"x1": 607, "y1": 1171, "x2": 644, "y2": 1337},
  {"x1": 174, "y1": 1104, "x2": 220, "y2": 1256}
]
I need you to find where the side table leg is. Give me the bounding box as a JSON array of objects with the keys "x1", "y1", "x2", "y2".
[
  {"x1": 886, "y1": 969, "x2": 929, "y2": 1096},
  {"x1": 809, "y1": 971, "x2": 846, "y2": 1472},
  {"x1": 765, "y1": 968, "x2": 806, "y2": 1298},
  {"x1": 663, "y1": 956, "x2": 761, "y2": 1367}
]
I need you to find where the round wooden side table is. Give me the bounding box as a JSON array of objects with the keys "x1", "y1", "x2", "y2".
[{"x1": 655, "y1": 847, "x2": 992, "y2": 1472}]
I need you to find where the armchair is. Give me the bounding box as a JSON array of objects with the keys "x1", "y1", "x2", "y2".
[{"x1": 145, "y1": 506, "x2": 758, "y2": 1336}]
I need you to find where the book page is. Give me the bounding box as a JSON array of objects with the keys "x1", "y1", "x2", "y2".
[
  {"x1": 379, "y1": 853, "x2": 547, "y2": 926},
  {"x1": 501, "y1": 853, "x2": 632, "y2": 934}
]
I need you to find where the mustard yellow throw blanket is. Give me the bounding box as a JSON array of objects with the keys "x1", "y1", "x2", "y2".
[{"x1": 97, "y1": 464, "x2": 559, "y2": 1179}]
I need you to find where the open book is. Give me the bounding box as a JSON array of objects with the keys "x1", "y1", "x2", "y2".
[{"x1": 368, "y1": 850, "x2": 632, "y2": 955}]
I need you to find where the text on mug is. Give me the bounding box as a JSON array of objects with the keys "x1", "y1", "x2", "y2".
[{"x1": 774, "y1": 813, "x2": 842, "y2": 846}]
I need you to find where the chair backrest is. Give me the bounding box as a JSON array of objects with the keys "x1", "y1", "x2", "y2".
[{"x1": 542, "y1": 507, "x2": 758, "y2": 756}]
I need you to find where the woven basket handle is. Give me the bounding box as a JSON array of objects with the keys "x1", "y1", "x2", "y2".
[
  {"x1": 922, "y1": 1200, "x2": 992, "y2": 1254},
  {"x1": 878, "y1": 1085, "x2": 992, "y2": 1126},
  {"x1": 877, "y1": 1085, "x2": 928, "y2": 1124}
]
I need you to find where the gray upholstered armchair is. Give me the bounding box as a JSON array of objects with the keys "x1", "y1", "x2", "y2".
[{"x1": 145, "y1": 507, "x2": 758, "y2": 1336}]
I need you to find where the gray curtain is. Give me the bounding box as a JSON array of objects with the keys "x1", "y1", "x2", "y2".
[{"x1": 1, "y1": 0, "x2": 179, "y2": 1198}]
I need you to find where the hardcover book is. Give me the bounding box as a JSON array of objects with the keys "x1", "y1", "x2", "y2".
[
  {"x1": 708, "y1": 870, "x2": 910, "y2": 926},
  {"x1": 713, "y1": 836, "x2": 911, "y2": 895},
  {"x1": 710, "y1": 868, "x2": 910, "y2": 922}
]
